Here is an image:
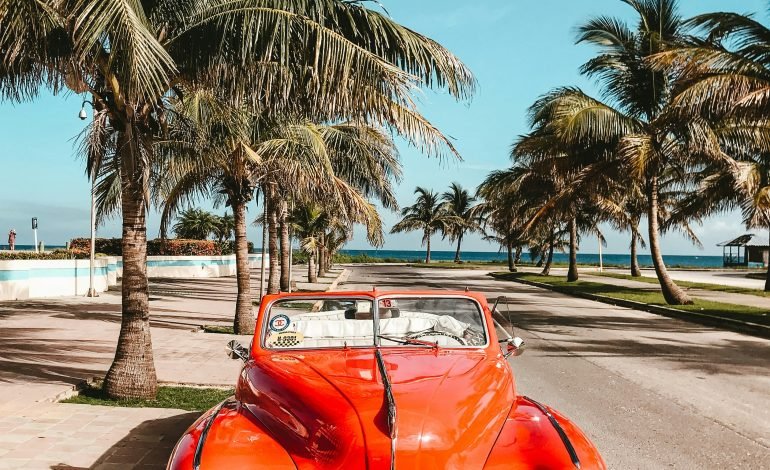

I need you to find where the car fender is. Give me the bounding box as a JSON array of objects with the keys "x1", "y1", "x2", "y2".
[
  {"x1": 484, "y1": 396, "x2": 607, "y2": 470},
  {"x1": 167, "y1": 398, "x2": 296, "y2": 469}
]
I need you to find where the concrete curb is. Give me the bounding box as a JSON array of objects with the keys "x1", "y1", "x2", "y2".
[
  {"x1": 327, "y1": 268, "x2": 351, "y2": 291},
  {"x1": 491, "y1": 273, "x2": 770, "y2": 340}
]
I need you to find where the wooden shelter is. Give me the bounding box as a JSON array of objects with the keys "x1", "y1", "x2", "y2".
[{"x1": 717, "y1": 233, "x2": 770, "y2": 268}]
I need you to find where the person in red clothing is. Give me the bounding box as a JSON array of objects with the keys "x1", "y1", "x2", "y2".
[{"x1": 7, "y1": 229, "x2": 16, "y2": 251}]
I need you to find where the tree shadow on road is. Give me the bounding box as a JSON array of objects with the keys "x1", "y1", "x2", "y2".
[
  {"x1": 517, "y1": 310, "x2": 770, "y2": 376},
  {"x1": 50, "y1": 411, "x2": 200, "y2": 469}
]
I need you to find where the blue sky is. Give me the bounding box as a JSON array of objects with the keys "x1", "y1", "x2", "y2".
[{"x1": 0, "y1": 0, "x2": 766, "y2": 254}]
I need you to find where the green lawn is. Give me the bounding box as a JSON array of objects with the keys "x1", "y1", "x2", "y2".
[
  {"x1": 493, "y1": 272, "x2": 770, "y2": 326},
  {"x1": 595, "y1": 272, "x2": 769, "y2": 298},
  {"x1": 62, "y1": 383, "x2": 233, "y2": 411}
]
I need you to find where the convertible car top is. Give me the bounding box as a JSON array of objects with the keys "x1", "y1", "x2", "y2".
[{"x1": 167, "y1": 290, "x2": 606, "y2": 469}]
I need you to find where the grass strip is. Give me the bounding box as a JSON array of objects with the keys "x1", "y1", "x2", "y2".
[
  {"x1": 62, "y1": 382, "x2": 233, "y2": 411},
  {"x1": 492, "y1": 272, "x2": 770, "y2": 328},
  {"x1": 202, "y1": 324, "x2": 234, "y2": 334},
  {"x1": 595, "y1": 272, "x2": 768, "y2": 298}
]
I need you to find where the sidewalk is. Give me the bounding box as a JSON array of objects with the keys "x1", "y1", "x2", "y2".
[
  {"x1": 0, "y1": 265, "x2": 346, "y2": 469},
  {"x1": 519, "y1": 267, "x2": 769, "y2": 310}
]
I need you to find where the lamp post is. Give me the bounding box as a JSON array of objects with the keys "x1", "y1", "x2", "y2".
[
  {"x1": 80, "y1": 99, "x2": 98, "y2": 297},
  {"x1": 259, "y1": 191, "x2": 268, "y2": 301}
]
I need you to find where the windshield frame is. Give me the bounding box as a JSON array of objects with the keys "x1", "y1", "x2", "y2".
[{"x1": 259, "y1": 294, "x2": 490, "y2": 351}]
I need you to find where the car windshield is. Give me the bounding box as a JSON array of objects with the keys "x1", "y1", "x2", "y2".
[{"x1": 263, "y1": 296, "x2": 487, "y2": 349}]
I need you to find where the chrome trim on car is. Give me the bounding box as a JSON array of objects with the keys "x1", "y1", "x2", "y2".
[
  {"x1": 193, "y1": 399, "x2": 232, "y2": 470},
  {"x1": 523, "y1": 396, "x2": 581, "y2": 469},
  {"x1": 375, "y1": 348, "x2": 397, "y2": 470}
]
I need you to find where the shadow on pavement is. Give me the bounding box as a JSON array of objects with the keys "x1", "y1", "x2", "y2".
[{"x1": 50, "y1": 411, "x2": 200, "y2": 470}]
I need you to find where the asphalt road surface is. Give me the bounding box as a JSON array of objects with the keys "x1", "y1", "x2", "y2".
[{"x1": 339, "y1": 265, "x2": 770, "y2": 470}]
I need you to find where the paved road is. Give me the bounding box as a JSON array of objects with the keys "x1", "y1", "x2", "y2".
[
  {"x1": 605, "y1": 267, "x2": 767, "y2": 290},
  {"x1": 340, "y1": 265, "x2": 770, "y2": 470}
]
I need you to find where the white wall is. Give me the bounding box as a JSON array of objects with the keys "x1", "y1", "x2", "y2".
[
  {"x1": 0, "y1": 254, "x2": 267, "y2": 301},
  {"x1": 0, "y1": 258, "x2": 110, "y2": 300}
]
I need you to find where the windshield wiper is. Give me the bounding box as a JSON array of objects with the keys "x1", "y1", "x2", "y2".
[{"x1": 377, "y1": 334, "x2": 437, "y2": 348}]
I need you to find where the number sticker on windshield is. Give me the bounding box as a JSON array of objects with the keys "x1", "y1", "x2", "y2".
[
  {"x1": 267, "y1": 331, "x2": 304, "y2": 348},
  {"x1": 269, "y1": 314, "x2": 290, "y2": 332}
]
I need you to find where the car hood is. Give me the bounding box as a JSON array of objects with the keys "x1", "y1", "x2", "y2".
[{"x1": 238, "y1": 348, "x2": 515, "y2": 469}]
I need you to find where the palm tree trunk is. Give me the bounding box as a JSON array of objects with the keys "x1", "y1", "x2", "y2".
[
  {"x1": 630, "y1": 224, "x2": 642, "y2": 277},
  {"x1": 567, "y1": 217, "x2": 578, "y2": 282},
  {"x1": 266, "y1": 187, "x2": 280, "y2": 294},
  {"x1": 318, "y1": 232, "x2": 326, "y2": 278},
  {"x1": 648, "y1": 176, "x2": 692, "y2": 304},
  {"x1": 425, "y1": 231, "x2": 431, "y2": 263},
  {"x1": 454, "y1": 234, "x2": 463, "y2": 263},
  {"x1": 308, "y1": 248, "x2": 317, "y2": 283},
  {"x1": 536, "y1": 251, "x2": 545, "y2": 268},
  {"x1": 515, "y1": 246, "x2": 522, "y2": 265},
  {"x1": 279, "y1": 200, "x2": 290, "y2": 292},
  {"x1": 506, "y1": 241, "x2": 515, "y2": 272},
  {"x1": 232, "y1": 200, "x2": 254, "y2": 334},
  {"x1": 541, "y1": 227, "x2": 555, "y2": 276},
  {"x1": 104, "y1": 139, "x2": 157, "y2": 400}
]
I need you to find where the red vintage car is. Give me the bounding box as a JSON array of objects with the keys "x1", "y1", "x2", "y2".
[{"x1": 167, "y1": 290, "x2": 606, "y2": 469}]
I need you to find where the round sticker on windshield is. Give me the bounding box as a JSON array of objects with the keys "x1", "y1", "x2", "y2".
[{"x1": 269, "y1": 314, "x2": 290, "y2": 332}]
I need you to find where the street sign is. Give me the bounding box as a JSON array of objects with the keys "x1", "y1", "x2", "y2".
[{"x1": 31, "y1": 217, "x2": 37, "y2": 229}]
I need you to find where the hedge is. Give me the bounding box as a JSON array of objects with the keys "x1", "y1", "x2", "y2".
[
  {"x1": 69, "y1": 238, "x2": 254, "y2": 256},
  {"x1": 0, "y1": 249, "x2": 89, "y2": 260}
]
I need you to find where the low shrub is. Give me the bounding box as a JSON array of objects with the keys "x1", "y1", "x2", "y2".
[
  {"x1": 0, "y1": 249, "x2": 89, "y2": 260},
  {"x1": 69, "y1": 238, "x2": 253, "y2": 256},
  {"x1": 70, "y1": 238, "x2": 122, "y2": 255}
]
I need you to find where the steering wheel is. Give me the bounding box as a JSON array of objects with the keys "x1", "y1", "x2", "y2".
[{"x1": 409, "y1": 330, "x2": 466, "y2": 346}]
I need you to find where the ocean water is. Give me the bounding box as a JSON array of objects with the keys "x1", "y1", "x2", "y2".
[
  {"x1": 1, "y1": 244, "x2": 727, "y2": 268},
  {"x1": 339, "y1": 249, "x2": 727, "y2": 268},
  {"x1": 0, "y1": 244, "x2": 66, "y2": 251}
]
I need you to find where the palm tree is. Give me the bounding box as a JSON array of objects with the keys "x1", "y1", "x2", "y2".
[
  {"x1": 0, "y1": 0, "x2": 475, "y2": 399},
  {"x1": 213, "y1": 213, "x2": 235, "y2": 243},
  {"x1": 290, "y1": 205, "x2": 323, "y2": 283},
  {"x1": 173, "y1": 208, "x2": 219, "y2": 240},
  {"x1": 442, "y1": 183, "x2": 478, "y2": 262},
  {"x1": 649, "y1": 8, "x2": 770, "y2": 291},
  {"x1": 517, "y1": 1, "x2": 714, "y2": 303},
  {"x1": 257, "y1": 120, "x2": 400, "y2": 290},
  {"x1": 391, "y1": 187, "x2": 459, "y2": 263},
  {"x1": 476, "y1": 170, "x2": 528, "y2": 272}
]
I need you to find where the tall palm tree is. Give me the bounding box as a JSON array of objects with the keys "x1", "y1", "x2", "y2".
[
  {"x1": 441, "y1": 182, "x2": 478, "y2": 262},
  {"x1": 649, "y1": 7, "x2": 770, "y2": 291},
  {"x1": 391, "y1": 187, "x2": 459, "y2": 263},
  {"x1": 517, "y1": 0, "x2": 722, "y2": 303},
  {"x1": 0, "y1": 0, "x2": 476, "y2": 399},
  {"x1": 173, "y1": 208, "x2": 219, "y2": 239}
]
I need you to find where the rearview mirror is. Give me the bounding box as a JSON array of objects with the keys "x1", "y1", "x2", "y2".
[
  {"x1": 226, "y1": 340, "x2": 249, "y2": 362},
  {"x1": 504, "y1": 337, "x2": 525, "y2": 358}
]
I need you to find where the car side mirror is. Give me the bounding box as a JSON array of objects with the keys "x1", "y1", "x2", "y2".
[
  {"x1": 226, "y1": 340, "x2": 249, "y2": 362},
  {"x1": 503, "y1": 337, "x2": 524, "y2": 358}
]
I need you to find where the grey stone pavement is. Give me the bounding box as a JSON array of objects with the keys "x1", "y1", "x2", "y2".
[
  {"x1": 0, "y1": 266, "x2": 343, "y2": 469},
  {"x1": 341, "y1": 265, "x2": 770, "y2": 469}
]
